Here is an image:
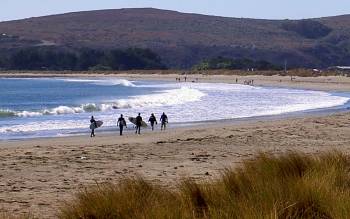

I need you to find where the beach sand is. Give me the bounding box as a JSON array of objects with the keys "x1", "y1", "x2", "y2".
[
  {"x1": 1, "y1": 71, "x2": 350, "y2": 92},
  {"x1": 0, "y1": 73, "x2": 350, "y2": 218}
]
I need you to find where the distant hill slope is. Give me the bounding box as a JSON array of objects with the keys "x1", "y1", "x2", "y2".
[{"x1": 0, "y1": 8, "x2": 350, "y2": 69}]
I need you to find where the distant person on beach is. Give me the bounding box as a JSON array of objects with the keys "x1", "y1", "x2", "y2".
[
  {"x1": 148, "y1": 113, "x2": 157, "y2": 131},
  {"x1": 117, "y1": 114, "x2": 127, "y2": 136},
  {"x1": 135, "y1": 113, "x2": 143, "y2": 134},
  {"x1": 90, "y1": 116, "x2": 97, "y2": 137},
  {"x1": 160, "y1": 112, "x2": 168, "y2": 131}
]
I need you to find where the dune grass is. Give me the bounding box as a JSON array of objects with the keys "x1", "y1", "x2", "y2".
[
  {"x1": 0, "y1": 214, "x2": 32, "y2": 219},
  {"x1": 59, "y1": 151, "x2": 350, "y2": 218}
]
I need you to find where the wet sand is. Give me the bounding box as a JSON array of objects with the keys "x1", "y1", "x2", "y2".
[{"x1": 0, "y1": 73, "x2": 350, "y2": 218}]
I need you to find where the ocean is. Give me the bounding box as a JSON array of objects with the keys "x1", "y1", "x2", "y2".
[{"x1": 0, "y1": 77, "x2": 349, "y2": 140}]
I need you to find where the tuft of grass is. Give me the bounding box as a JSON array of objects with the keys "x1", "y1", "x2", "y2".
[
  {"x1": 59, "y1": 151, "x2": 350, "y2": 219},
  {"x1": 0, "y1": 213, "x2": 33, "y2": 219}
]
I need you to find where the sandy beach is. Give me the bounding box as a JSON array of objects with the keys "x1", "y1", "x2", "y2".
[
  {"x1": 1, "y1": 71, "x2": 350, "y2": 92},
  {"x1": 0, "y1": 73, "x2": 350, "y2": 218}
]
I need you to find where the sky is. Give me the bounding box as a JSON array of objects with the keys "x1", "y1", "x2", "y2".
[{"x1": 1, "y1": 0, "x2": 350, "y2": 21}]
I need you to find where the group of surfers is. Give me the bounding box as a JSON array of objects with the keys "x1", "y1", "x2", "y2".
[{"x1": 90, "y1": 112, "x2": 168, "y2": 137}]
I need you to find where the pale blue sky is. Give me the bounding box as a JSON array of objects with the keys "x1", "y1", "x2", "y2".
[{"x1": 1, "y1": 0, "x2": 350, "y2": 21}]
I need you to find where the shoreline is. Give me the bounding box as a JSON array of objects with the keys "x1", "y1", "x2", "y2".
[
  {"x1": 2, "y1": 97, "x2": 350, "y2": 142},
  {"x1": 1, "y1": 91, "x2": 349, "y2": 141},
  {"x1": 0, "y1": 74, "x2": 349, "y2": 141},
  {"x1": 1, "y1": 72, "x2": 350, "y2": 92}
]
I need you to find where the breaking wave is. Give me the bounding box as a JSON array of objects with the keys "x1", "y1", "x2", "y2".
[
  {"x1": 107, "y1": 87, "x2": 206, "y2": 109},
  {"x1": 0, "y1": 110, "x2": 16, "y2": 118},
  {"x1": 0, "y1": 87, "x2": 206, "y2": 118},
  {"x1": 60, "y1": 78, "x2": 136, "y2": 87}
]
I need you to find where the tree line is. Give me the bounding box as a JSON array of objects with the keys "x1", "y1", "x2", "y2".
[
  {"x1": 0, "y1": 47, "x2": 167, "y2": 70},
  {"x1": 0, "y1": 47, "x2": 284, "y2": 71},
  {"x1": 194, "y1": 56, "x2": 282, "y2": 71}
]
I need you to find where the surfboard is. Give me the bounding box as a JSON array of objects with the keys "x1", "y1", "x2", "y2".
[
  {"x1": 128, "y1": 117, "x2": 147, "y2": 127},
  {"x1": 90, "y1": 120, "x2": 103, "y2": 129}
]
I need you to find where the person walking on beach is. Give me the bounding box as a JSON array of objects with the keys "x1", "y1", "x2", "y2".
[
  {"x1": 117, "y1": 114, "x2": 127, "y2": 136},
  {"x1": 90, "y1": 116, "x2": 97, "y2": 137},
  {"x1": 135, "y1": 113, "x2": 143, "y2": 134},
  {"x1": 148, "y1": 113, "x2": 158, "y2": 131},
  {"x1": 160, "y1": 112, "x2": 168, "y2": 131}
]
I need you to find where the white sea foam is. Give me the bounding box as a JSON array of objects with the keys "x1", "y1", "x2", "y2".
[
  {"x1": 16, "y1": 111, "x2": 43, "y2": 117},
  {"x1": 111, "y1": 87, "x2": 206, "y2": 109},
  {"x1": 254, "y1": 92, "x2": 349, "y2": 116},
  {"x1": 139, "y1": 82, "x2": 261, "y2": 92},
  {"x1": 0, "y1": 120, "x2": 88, "y2": 133},
  {"x1": 60, "y1": 78, "x2": 136, "y2": 87}
]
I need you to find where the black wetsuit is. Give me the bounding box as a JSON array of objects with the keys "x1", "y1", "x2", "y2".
[
  {"x1": 135, "y1": 115, "x2": 142, "y2": 134},
  {"x1": 117, "y1": 117, "x2": 127, "y2": 136},
  {"x1": 148, "y1": 115, "x2": 157, "y2": 131},
  {"x1": 90, "y1": 118, "x2": 97, "y2": 137},
  {"x1": 160, "y1": 114, "x2": 168, "y2": 131}
]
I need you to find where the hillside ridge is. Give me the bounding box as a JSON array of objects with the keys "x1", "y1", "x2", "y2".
[{"x1": 1, "y1": 8, "x2": 350, "y2": 68}]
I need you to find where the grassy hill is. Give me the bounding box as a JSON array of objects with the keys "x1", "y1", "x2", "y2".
[{"x1": 0, "y1": 8, "x2": 349, "y2": 69}]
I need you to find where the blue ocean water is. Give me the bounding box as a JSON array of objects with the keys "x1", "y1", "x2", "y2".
[{"x1": 0, "y1": 77, "x2": 349, "y2": 140}]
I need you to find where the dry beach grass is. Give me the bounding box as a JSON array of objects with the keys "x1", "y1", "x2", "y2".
[{"x1": 59, "y1": 151, "x2": 350, "y2": 219}]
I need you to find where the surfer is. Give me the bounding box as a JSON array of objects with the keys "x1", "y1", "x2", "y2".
[
  {"x1": 135, "y1": 113, "x2": 143, "y2": 134},
  {"x1": 90, "y1": 116, "x2": 97, "y2": 137},
  {"x1": 117, "y1": 114, "x2": 127, "y2": 136},
  {"x1": 160, "y1": 112, "x2": 168, "y2": 131},
  {"x1": 148, "y1": 113, "x2": 158, "y2": 131}
]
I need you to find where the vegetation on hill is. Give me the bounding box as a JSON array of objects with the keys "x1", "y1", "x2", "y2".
[
  {"x1": 58, "y1": 151, "x2": 350, "y2": 219},
  {"x1": 0, "y1": 8, "x2": 349, "y2": 68},
  {"x1": 0, "y1": 47, "x2": 166, "y2": 70},
  {"x1": 194, "y1": 56, "x2": 282, "y2": 71},
  {"x1": 281, "y1": 20, "x2": 332, "y2": 39}
]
